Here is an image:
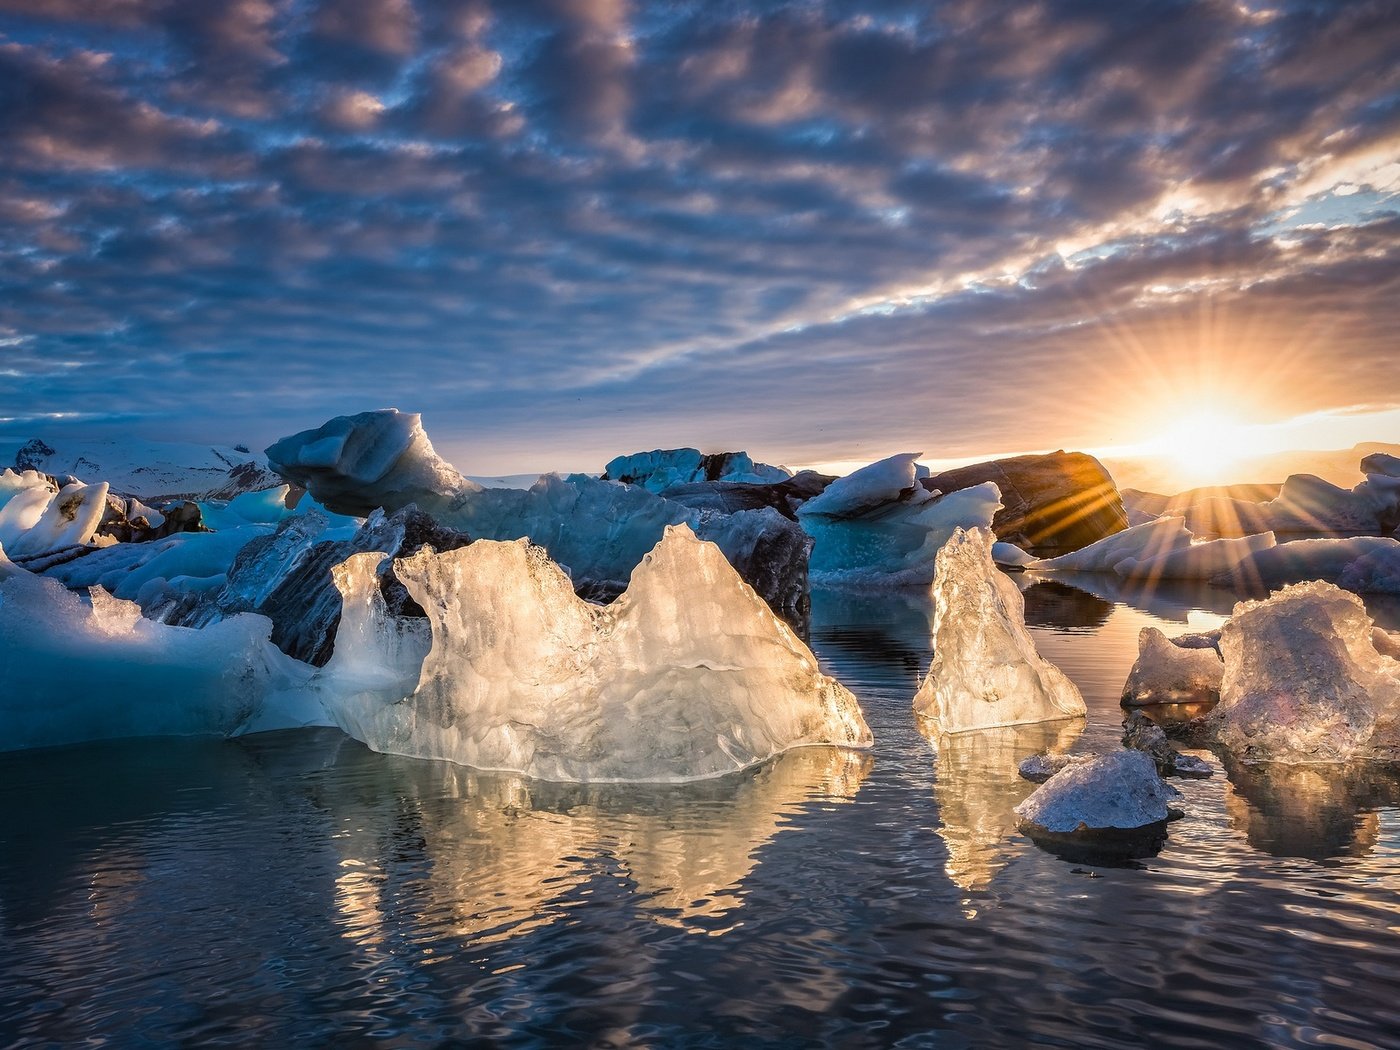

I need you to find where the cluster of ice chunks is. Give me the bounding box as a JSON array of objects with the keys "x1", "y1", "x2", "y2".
[{"x1": 265, "y1": 410, "x2": 812, "y2": 625}]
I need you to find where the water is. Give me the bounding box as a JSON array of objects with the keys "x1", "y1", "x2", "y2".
[{"x1": 3, "y1": 578, "x2": 1400, "y2": 1048}]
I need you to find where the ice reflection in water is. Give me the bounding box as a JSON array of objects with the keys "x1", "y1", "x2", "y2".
[
  {"x1": 926, "y1": 719, "x2": 1083, "y2": 892},
  {"x1": 321, "y1": 742, "x2": 873, "y2": 945}
]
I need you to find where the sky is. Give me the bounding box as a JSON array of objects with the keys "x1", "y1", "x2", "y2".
[{"x1": 1, "y1": 0, "x2": 1397, "y2": 479}]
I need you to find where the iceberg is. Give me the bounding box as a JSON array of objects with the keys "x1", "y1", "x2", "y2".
[
  {"x1": 0, "y1": 573, "x2": 321, "y2": 751},
  {"x1": 1120, "y1": 627, "x2": 1224, "y2": 706},
  {"x1": 1014, "y1": 750, "x2": 1181, "y2": 834},
  {"x1": 796, "y1": 453, "x2": 1002, "y2": 585},
  {"x1": 266, "y1": 409, "x2": 470, "y2": 518},
  {"x1": 319, "y1": 524, "x2": 871, "y2": 782},
  {"x1": 912, "y1": 528, "x2": 1086, "y2": 733},
  {"x1": 602, "y1": 448, "x2": 790, "y2": 492},
  {"x1": 1213, "y1": 536, "x2": 1400, "y2": 593},
  {"x1": 3, "y1": 481, "x2": 110, "y2": 560},
  {"x1": 1027, "y1": 516, "x2": 1192, "y2": 573},
  {"x1": 1207, "y1": 581, "x2": 1400, "y2": 763}
]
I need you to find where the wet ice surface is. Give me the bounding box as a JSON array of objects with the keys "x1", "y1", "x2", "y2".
[{"x1": 3, "y1": 580, "x2": 1400, "y2": 1048}]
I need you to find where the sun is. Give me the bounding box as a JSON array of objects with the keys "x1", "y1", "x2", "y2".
[{"x1": 1142, "y1": 411, "x2": 1267, "y2": 488}]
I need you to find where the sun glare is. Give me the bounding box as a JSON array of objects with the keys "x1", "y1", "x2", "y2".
[{"x1": 1142, "y1": 411, "x2": 1267, "y2": 488}]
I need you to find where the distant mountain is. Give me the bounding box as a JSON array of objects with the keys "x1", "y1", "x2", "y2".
[
  {"x1": 1, "y1": 437, "x2": 283, "y2": 502},
  {"x1": 1102, "y1": 442, "x2": 1400, "y2": 495}
]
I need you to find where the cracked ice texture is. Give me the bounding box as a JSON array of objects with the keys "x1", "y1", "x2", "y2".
[
  {"x1": 796, "y1": 452, "x2": 1002, "y2": 585},
  {"x1": 1120, "y1": 627, "x2": 1225, "y2": 706},
  {"x1": 913, "y1": 528, "x2": 1086, "y2": 734},
  {"x1": 321, "y1": 524, "x2": 871, "y2": 783},
  {"x1": 1207, "y1": 581, "x2": 1400, "y2": 763}
]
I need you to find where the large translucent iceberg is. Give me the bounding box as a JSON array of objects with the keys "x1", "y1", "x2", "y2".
[
  {"x1": 319, "y1": 524, "x2": 871, "y2": 782},
  {"x1": 913, "y1": 528, "x2": 1086, "y2": 733},
  {"x1": 796, "y1": 453, "x2": 1002, "y2": 585},
  {"x1": 1207, "y1": 581, "x2": 1400, "y2": 763}
]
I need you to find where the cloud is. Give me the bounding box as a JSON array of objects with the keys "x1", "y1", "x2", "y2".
[{"x1": 0, "y1": 0, "x2": 1396, "y2": 471}]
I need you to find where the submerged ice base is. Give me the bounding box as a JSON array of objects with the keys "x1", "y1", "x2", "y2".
[
  {"x1": 913, "y1": 528, "x2": 1086, "y2": 734},
  {"x1": 320, "y1": 524, "x2": 872, "y2": 782}
]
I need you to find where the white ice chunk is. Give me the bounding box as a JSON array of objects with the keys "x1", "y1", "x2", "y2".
[
  {"x1": 1028, "y1": 516, "x2": 1192, "y2": 573},
  {"x1": 0, "y1": 573, "x2": 322, "y2": 751},
  {"x1": 1120, "y1": 627, "x2": 1225, "y2": 706},
  {"x1": 5, "y1": 481, "x2": 109, "y2": 558},
  {"x1": 0, "y1": 480, "x2": 55, "y2": 546},
  {"x1": 798, "y1": 454, "x2": 1002, "y2": 585},
  {"x1": 319, "y1": 524, "x2": 872, "y2": 782},
  {"x1": 1117, "y1": 531, "x2": 1277, "y2": 580},
  {"x1": 1207, "y1": 581, "x2": 1400, "y2": 763},
  {"x1": 992, "y1": 541, "x2": 1037, "y2": 569},
  {"x1": 798, "y1": 452, "x2": 929, "y2": 518},
  {"x1": 1014, "y1": 750, "x2": 1180, "y2": 834},
  {"x1": 913, "y1": 528, "x2": 1086, "y2": 733}
]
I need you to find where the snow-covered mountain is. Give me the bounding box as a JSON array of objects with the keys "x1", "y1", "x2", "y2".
[{"x1": 2, "y1": 437, "x2": 282, "y2": 501}]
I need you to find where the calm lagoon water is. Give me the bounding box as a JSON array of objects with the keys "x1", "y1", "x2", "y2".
[{"x1": 3, "y1": 577, "x2": 1400, "y2": 1048}]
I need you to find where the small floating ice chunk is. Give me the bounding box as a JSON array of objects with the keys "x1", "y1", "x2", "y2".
[
  {"x1": 1014, "y1": 750, "x2": 1181, "y2": 834},
  {"x1": 1120, "y1": 627, "x2": 1225, "y2": 706},
  {"x1": 319, "y1": 524, "x2": 872, "y2": 782},
  {"x1": 913, "y1": 528, "x2": 1086, "y2": 733}
]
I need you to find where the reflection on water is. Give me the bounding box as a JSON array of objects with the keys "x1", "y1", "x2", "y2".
[
  {"x1": 318, "y1": 742, "x2": 873, "y2": 944},
  {"x1": 3, "y1": 574, "x2": 1400, "y2": 1046},
  {"x1": 926, "y1": 719, "x2": 1083, "y2": 891},
  {"x1": 1018, "y1": 579, "x2": 1113, "y2": 631},
  {"x1": 1221, "y1": 754, "x2": 1400, "y2": 861}
]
